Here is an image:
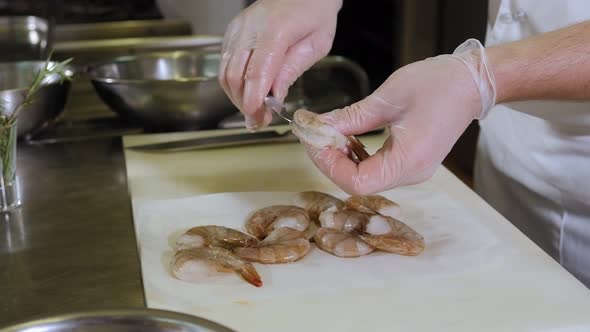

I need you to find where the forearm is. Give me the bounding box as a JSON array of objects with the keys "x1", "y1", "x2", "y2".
[{"x1": 487, "y1": 20, "x2": 590, "y2": 103}]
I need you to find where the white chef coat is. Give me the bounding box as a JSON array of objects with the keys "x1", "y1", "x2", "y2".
[{"x1": 475, "y1": 0, "x2": 590, "y2": 287}]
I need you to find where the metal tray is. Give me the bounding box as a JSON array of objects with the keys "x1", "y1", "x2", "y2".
[
  {"x1": 53, "y1": 35, "x2": 222, "y2": 66},
  {"x1": 53, "y1": 19, "x2": 192, "y2": 42},
  {"x1": 0, "y1": 309, "x2": 237, "y2": 332}
]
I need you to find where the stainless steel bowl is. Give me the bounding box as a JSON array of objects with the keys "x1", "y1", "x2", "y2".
[
  {"x1": 0, "y1": 61, "x2": 73, "y2": 138},
  {"x1": 0, "y1": 308, "x2": 237, "y2": 332},
  {"x1": 87, "y1": 49, "x2": 235, "y2": 131},
  {"x1": 53, "y1": 36, "x2": 222, "y2": 121},
  {"x1": 0, "y1": 16, "x2": 50, "y2": 61}
]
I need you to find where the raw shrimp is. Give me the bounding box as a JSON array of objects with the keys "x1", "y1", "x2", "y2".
[
  {"x1": 234, "y1": 228, "x2": 311, "y2": 264},
  {"x1": 303, "y1": 222, "x2": 319, "y2": 241},
  {"x1": 314, "y1": 227, "x2": 374, "y2": 258},
  {"x1": 318, "y1": 207, "x2": 369, "y2": 232},
  {"x1": 291, "y1": 109, "x2": 349, "y2": 151},
  {"x1": 293, "y1": 191, "x2": 345, "y2": 222},
  {"x1": 345, "y1": 195, "x2": 402, "y2": 219},
  {"x1": 358, "y1": 214, "x2": 425, "y2": 256},
  {"x1": 291, "y1": 109, "x2": 370, "y2": 163},
  {"x1": 176, "y1": 225, "x2": 259, "y2": 250},
  {"x1": 245, "y1": 205, "x2": 309, "y2": 240},
  {"x1": 171, "y1": 247, "x2": 262, "y2": 287}
]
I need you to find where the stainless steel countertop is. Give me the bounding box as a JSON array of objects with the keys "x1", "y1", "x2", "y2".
[{"x1": 0, "y1": 138, "x2": 144, "y2": 326}]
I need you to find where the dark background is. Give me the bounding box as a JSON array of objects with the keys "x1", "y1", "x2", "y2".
[
  {"x1": 0, "y1": 0, "x2": 487, "y2": 83},
  {"x1": 0, "y1": 0, "x2": 162, "y2": 23},
  {"x1": 331, "y1": 0, "x2": 487, "y2": 89}
]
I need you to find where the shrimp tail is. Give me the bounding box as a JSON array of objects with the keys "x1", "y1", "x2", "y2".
[
  {"x1": 346, "y1": 135, "x2": 370, "y2": 162},
  {"x1": 240, "y1": 263, "x2": 263, "y2": 287}
]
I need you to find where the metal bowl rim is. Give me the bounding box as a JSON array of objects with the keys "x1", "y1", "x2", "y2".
[
  {"x1": 0, "y1": 79, "x2": 72, "y2": 96},
  {"x1": 0, "y1": 60, "x2": 75, "y2": 93},
  {"x1": 90, "y1": 76, "x2": 213, "y2": 84},
  {"x1": 0, "y1": 308, "x2": 237, "y2": 332},
  {"x1": 86, "y1": 49, "x2": 221, "y2": 85},
  {"x1": 0, "y1": 15, "x2": 48, "y2": 25}
]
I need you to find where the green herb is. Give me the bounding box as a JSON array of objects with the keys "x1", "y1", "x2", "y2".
[
  {"x1": 0, "y1": 53, "x2": 73, "y2": 182},
  {"x1": 0, "y1": 54, "x2": 73, "y2": 127}
]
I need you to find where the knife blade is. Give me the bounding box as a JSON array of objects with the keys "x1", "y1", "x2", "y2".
[
  {"x1": 127, "y1": 129, "x2": 297, "y2": 152},
  {"x1": 264, "y1": 96, "x2": 293, "y2": 123}
]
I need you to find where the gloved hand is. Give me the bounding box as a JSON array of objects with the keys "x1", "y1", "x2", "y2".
[
  {"x1": 298, "y1": 39, "x2": 497, "y2": 195},
  {"x1": 218, "y1": 0, "x2": 342, "y2": 130}
]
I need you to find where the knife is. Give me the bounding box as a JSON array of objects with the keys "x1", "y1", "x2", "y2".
[{"x1": 127, "y1": 129, "x2": 297, "y2": 152}]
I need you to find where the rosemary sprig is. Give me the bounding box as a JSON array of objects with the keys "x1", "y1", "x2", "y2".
[
  {"x1": 0, "y1": 53, "x2": 73, "y2": 128},
  {"x1": 0, "y1": 53, "x2": 73, "y2": 186}
]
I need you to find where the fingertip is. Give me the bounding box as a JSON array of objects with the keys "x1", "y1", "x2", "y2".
[
  {"x1": 242, "y1": 78, "x2": 267, "y2": 116},
  {"x1": 317, "y1": 111, "x2": 337, "y2": 125},
  {"x1": 316, "y1": 107, "x2": 360, "y2": 136},
  {"x1": 218, "y1": 52, "x2": 231, "y2": 93},
  {"x1": 262, "y1": 111, "x2": 273, "y2": 127},
  {"x1": 326, "y1": 106, "x2": 363, "y2": 134},
  {"x1": 271, "y1": 65, "x2": 297, "y2": 101},
  {"x1": 245, "y1": 113, "x2": 262, "y2": 130},
  {"x1": 244, "y1": 104, "x2": 270, "y2": 130},
  {"x1": 317, "y1": 97, "x2": 397, "y2": 136},
  {"x1": 242, "y1": 42, "x2": 288, "y2": 116},
  {"x1": 225, "y1": 50, "x2": 253, "y2": 110},
  {"x1": 271, "y1": 80, "x2": 289, "y2": 101},
  {"x1": 273, "y1": 35, "x2": 332, "y2": 101}
]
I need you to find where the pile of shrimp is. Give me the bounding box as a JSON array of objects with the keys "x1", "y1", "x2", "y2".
[{"x1": 170, "y1": 191, "x2": 425, "y2": 288}]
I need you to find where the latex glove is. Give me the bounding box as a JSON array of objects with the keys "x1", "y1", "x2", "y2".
[
  {"x1": 296, "y1": 39, "x2": 496, "y2": 195},
  {"x1": 218, "y1": 0, "x2": 342, "y2": 130}
]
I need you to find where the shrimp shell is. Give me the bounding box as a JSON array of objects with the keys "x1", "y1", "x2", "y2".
[
  {"x1": 245, "y1": 205, "x2": 309, "y2": 240},
  {"x1": 293, "y1": 191, "x2": 345, "y2": 222},
  {"x1": 172, "y1": 247, "x2": 262, "y2": 287},
  {"x1": 358, "y1": 215, "x2": 425, "y2": 256},
  {"x1": 318, "y1": 207, "x2": 369, "y2": 232},
  {"x1": 291, "y1": 109, "x2": 349, "y2": 151},
  {"x1": 303, "y1": 222, "x2": 319, "y2": 241},
  {"x1": 259, "y1": 227, "x2": 306, "y2": 245},
  {"x1": 345, "y1": 195, "x2": 402, "y2": 219},
  {"x1": 314, "y1": 227, "x2": 374, "y2": 258},
  {"x1": 234, "y1": 227, "x2": 311, "y2": 264},
  {"x1": 176, "y1": 225, "x2": 259, "y2": 250},
  {"x1": 345, "y1": 135, "x2": 370, "y2": 162}
]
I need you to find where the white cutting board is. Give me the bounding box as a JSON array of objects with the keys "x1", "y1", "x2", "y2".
[{"x1": 124, "y1": 127, "x2": 590, "y2": 332}]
